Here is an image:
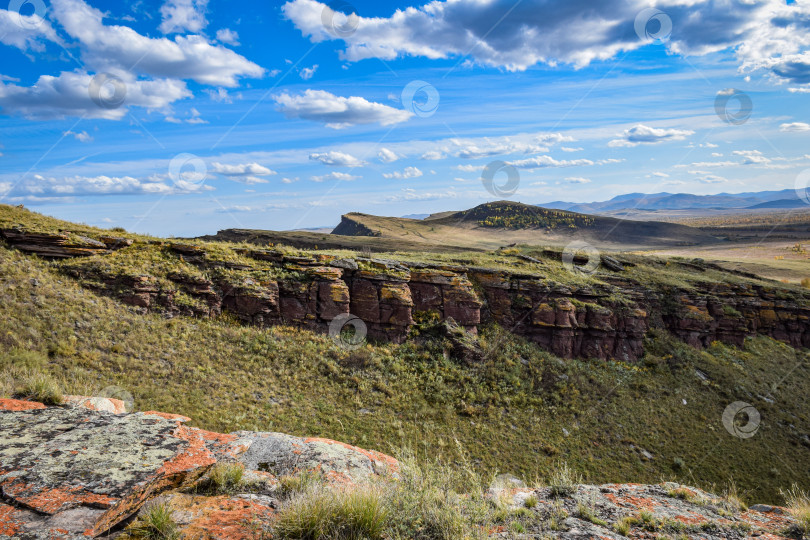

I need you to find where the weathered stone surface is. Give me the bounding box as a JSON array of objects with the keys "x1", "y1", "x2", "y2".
[
  {"x1": 0, "y1": 228, "x2": 111, "y2": 258},
  {"x1": 0, "y1": 399, "x2": 397, "y2": 538},
  {"x1": 231, "y1": 432, "x2": 399, "y2": 484},
  {"x1": 489, "y1": 482, "x2": 799, "y2": 539},
  {"x1": 61, "y1": 395, "x2": 127, "y2": 414}
]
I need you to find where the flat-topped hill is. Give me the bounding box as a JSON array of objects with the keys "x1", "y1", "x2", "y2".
[{"x1": 331, "y1": 201, "x2": 722, "y2": 250}]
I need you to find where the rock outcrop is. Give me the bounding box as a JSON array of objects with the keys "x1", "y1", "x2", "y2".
[
  {"x1": 0, "y1": 398, "x2": 802, "y2": 539},
  {"x1": 0, "y1": 228, "x2": 131, "y2": 258},
  {"x1": 0, "y1": 398, "x2": 396, "y2": 539},
  {"x1": 5, "y1": 231, "x2": 810, "y2": 362}
]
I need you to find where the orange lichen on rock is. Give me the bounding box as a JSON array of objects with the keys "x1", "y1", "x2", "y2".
[
  {"x1": 166, "y1": 494, "x2": 276, "y2": 540},
  {"x1": 0, "y1": 503, "x2": 24, "y2": 536},
  {"x1": 0, "y1": 397, "x2": 46, "y2": 411},
  {"x1": 304, "y1": 437, "x2": 400, "y2": 473},
  {"x1": 142, "y1": 410, "x2": 192, "y2": 422},
  {"x1": 2, "y1": 481, "x2": 116, "y2": 514}
]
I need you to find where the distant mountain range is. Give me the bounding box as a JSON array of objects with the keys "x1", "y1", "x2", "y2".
[{"x1": 540, "y1": 189, "x2": 806, "y2": 213}]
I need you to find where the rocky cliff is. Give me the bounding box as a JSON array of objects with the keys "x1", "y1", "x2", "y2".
[
  {"x1": 3, "y1": 228, "x2": 809, "y2": 362},
  {"x1": 0, "y1": 397, "x2": 803, "y2": 539}
]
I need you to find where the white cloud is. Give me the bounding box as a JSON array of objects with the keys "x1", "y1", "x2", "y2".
[
  {"x1": 64, "y1": 130, "x2": 93, "y2": 143},
  {"x1": 508, "y1": 155, "x2": 594, "y2": 169},
  {"x1": 205, "y1": 87, "x2": 233, "y2": 103},
  {"x1": 647, "y1": 172, "x2": 669, "y2": 179},
  {"x1": 564, "y1": 177, "x2": 591, "y2": 184},
  {"x1": 420, "y1": 151, "x2": 445, "y2": 160},
  {"x1": 0, "y1": 71, "x2": 191, "y2": 120},
  {"x1": 51, "y1": 0, "x2": 263, "y2": 87},
  {"x1": 283, "y1": 0, "x2": 810, "y2": 86},
  {"x1": 383, "y1": 166, "x2": 423, "y2": 179},
  {"x1": 311, "y1": 171, "x2": 360, "y2": 182},
  {"x1": 211, "y1": 162, "x2": 277, "y2": 184},
  {"x1": 733, "y1": 150, "x2": 771, "y2": 165},
  {"x1": 216, "y1": 28, "x2": 240, "y2": 46},
  {"x1": 274, "y1": 89, "x2": 413, "y2": 129},
  {"x1": 385, "y1": 188, "x2": 457, "y2": 202},
  {"x1": 377, "y1": 148, "x2": 400, "y2": 163},
  {"x1": 780, "y1": 122, "x2": 810, "y2": 132},
  {"x1": 608, "y1": 124, "x2": 695, "y2": 148},
  {"x1": 1, "y1": 173, "x2": 211, "y2": 200},
  {"x1": 0, "y1": 8, "x2": 61, "y2": 51},
  {"x1": 159, "y1": 0, "x2": 208, "y2": 34},
  {"x1": 309, "y1": 151, "x2": 366, "y2": 167},
  {"x1": 299, "y1": 64, "x2": 319, "y2": 80},
  {"x1": 455, "y1": 164, "x2": 482, "y2": 172},
  {"x1": 560, "y1": 146, "x2": 583, "y2": 152}
]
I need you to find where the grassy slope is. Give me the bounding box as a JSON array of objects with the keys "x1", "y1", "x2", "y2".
[{"x1": 1, "y1": 240, "x2": 808, "y2": 504}]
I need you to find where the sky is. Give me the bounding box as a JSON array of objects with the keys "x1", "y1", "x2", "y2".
[{"x1": 1, "y1": 0, "x2": 809, "y2": 236}]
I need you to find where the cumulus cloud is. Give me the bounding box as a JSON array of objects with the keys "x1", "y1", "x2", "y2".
[
  {"x1": 309, "y1": 151, "x2": 366, "y2": 167},
  {"x1": 274, "y1": 89, "x2": 412, "y2": 128},
  {"x1": 211, "y1": 162, "x2": 277, "y2": 184},
  {"x1": 780, "y1": 122, "x2": 810, "y2": 132},
  {"x1": 0, "y1": 8, "x2": 61, "y2": 51},
  {"x1": 377, "y1": 148, "x2": 400, "y2": 163},
  {"x1": 383, "y1": 166, "x2": 423, "y2": 179},
  {"x1": 420, "y1": 151, "x2": 445, "y2": 160},
  {"x1": 733, "y1": 150, "x2": 772, "y2": 165},
  {"x1": 159, "y1": 0, "x2": 208, "y2": 34},
  {"x1": 282, "y1": 0, "x2": 810, "y2": 87},
  {"x1": 608, "y1": 125, "x2": 694, "y2": 148},
  {"x1": 508, "y1": 155, "x2": 594, "y2": 169},
  {"x1": 50, "y1": 0, "x2": 263, "y2": 86},
  {"x1": 0, "y1": 71, "x2": 191, "y2": 120},
  {"x1": 299, "y1": 64, "x2": 319, "y2": 80},
  {"x1": 0, "y1": 173, "x2": 211, "y2": 201},
  {"x1": 564, "y1": 177, "x2": 591, "y2": 184},
  {"x1": 215, "y1": 28, "x2": 240, "y2": 46},
  {"x1": 64, "y1": 130, "x2": 94, "y2": 142},
  {"x1": 311, "y1": 171, "x2": 360, "y2": 182},
  {"x1": 0, "y1": 0, "x2": 263, "y2": 120},
  {"x1": 455, "y1": 164, "x2": 482, "y2": 172}
]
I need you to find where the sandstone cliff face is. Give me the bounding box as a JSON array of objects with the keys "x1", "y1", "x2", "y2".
[
  {"x1": 0, "y1": 398, "x2": 802, "y2": 539},
  {"x1": 5, "y1": 231, "x2": 809, "y2": 362}
]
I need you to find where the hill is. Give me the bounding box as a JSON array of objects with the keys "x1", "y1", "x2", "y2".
[
  {"x1": 0, "y1": 203, "x2": 809, "y2": 508},
  {"x1": 542, "y1": 189, "x2": 801, "y2": 214},
  {"x1": 331, "y1": 201, "x2": 722, "y2": 250}
]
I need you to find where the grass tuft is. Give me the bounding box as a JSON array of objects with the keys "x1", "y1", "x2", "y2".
[
  {"x1": 127, "y1": 501, "x2": 179, "y2": 539},
  {"x1": 275, "y1": 484, "x2": 388, "y2": 540}
]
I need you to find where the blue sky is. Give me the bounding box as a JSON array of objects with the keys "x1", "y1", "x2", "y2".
[{"x1": 1, "y1": 0, "x2": 809, "y2": 235}]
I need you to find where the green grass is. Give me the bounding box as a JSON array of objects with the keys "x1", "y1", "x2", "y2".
[
  {"x1": 782, "y1": 485, "x2": 810, "y2": 534},
  {"x1": 548, "y1": 462, "x2": 582, "y2": 498},
  {"x1": 275, "y1": 485, "x2": 389, "y2": 540},
  {"x1": 191, "y1": 462, "x2": 247, "y2": 495},
  {"x1": 1, "y1": 205, "x2": 809, "y2": 504},
  {"x1": 126, "y1": 502, "x2": 179, "y2": 539}
]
